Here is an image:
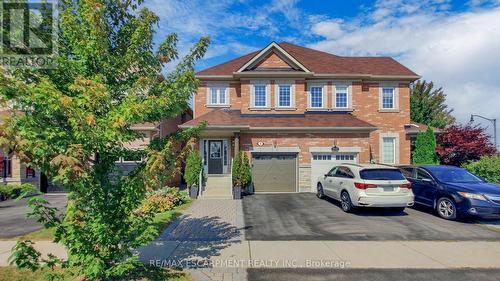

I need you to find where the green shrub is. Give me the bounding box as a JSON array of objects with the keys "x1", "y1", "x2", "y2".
[
  {"x1": 184, "y1": 150, "x2": 203, "y2": 186},
  {"x1": 462, "y1": 155, "x2": 500, "y2": 184},
  {"x1": 413, "y1": 126, "x2": 439, "y2": 164},
  {"x1": 232, "y1": 151, "x2": 242, "y2": 186},
  {"x1": 232, "y1": 151, "x2": 251, "y2": 188},
  {"x1": 0, "y1": 183, "x2": 36, "y2": 200},
  {"x1": 241, "y1": 153, "x2": 252, "y2": 187},
  {"x1": 139, "y1": 187, "x2": 189, "y2": 214}
]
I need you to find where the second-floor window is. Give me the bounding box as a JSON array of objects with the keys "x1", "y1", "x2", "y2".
[
  {"x1": 382, "y1": 87, "x2": 395, "y2": 109},
  {"x1": 335, "y1": 86, "x2": 348, "y2": 108},
  {"x1": 310, "y1": 86, "x2": 323, "y2": 108},
  {"x1": 254, "y1": 85, "x2": 267, "y2": 107},
  {"x1": 278, "y1": 85, "x2": 291, "y2": 107},
  {"x1": 209, "y1": 87, "x2": 228, "y2": 105}
]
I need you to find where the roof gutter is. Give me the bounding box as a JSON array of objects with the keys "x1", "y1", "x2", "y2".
[
  {"x1": 180, "y1": 124, "x2": 377, "y2": 132},
  {"x1": 313, "y1": 73, "x2": 421, "y2": 81},
  {"x1": 196, "y1": 73, "x2": 421, "y2": 81},
  {"x1": 179, "y1": 124, "x2": 250, "y2": 130},
  {"x1": 249, "y1": 126, "x2": 378, "y2": 132}
]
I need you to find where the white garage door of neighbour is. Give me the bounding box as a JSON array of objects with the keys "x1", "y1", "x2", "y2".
[{"x1": 310, "y1": 153, "x2": 358, "y2": 191}]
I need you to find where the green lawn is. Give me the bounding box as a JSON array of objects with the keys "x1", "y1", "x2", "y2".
[
  {"x1": 0, "y1": 200, "x2": 194, "y2": 281},
  {"x1": 0, "y1": 266, "x2": 193, "y2": 281},
  {"x1": 9, "y1": 200, "x2": 192, "y2": 241}
]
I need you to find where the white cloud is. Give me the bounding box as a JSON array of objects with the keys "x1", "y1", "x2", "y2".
[
  {"x1": 311, "y1": 20, "x2": 344, "y2": 39},
  {"x1": 144, "y1": 0, "x2": 316, "y2": 61},
  {"x1": 309, "y1": 1, "x2": 500, "y2": 142}
]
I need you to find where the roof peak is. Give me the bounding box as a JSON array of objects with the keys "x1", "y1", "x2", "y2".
[{"x1": 196, "y1": 41, "x2": 418, "y2": 78}]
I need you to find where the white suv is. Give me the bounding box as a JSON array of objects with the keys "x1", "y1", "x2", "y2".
[{"x1": 316, "y1": 164, "x2": 414, "y2": 212}]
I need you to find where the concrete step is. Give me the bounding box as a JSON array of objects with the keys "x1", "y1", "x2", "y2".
[{"x1": 203, "y1": 175, "x2": 232, "y2": 199}]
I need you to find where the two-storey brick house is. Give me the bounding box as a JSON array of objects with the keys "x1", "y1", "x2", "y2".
[{"x1": 181, "y1": 42, "x2": 420, "y2": 193}]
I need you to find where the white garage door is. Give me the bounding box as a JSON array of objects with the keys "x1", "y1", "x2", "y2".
[{"x1": 310, "y1": 153, "x2": 358, "y2": 191}]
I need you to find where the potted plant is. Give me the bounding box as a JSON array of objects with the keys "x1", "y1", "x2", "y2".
[
  {"x1": 184, "y1": 150, "x2": 203, "y2": 199},
  {"x1": 232, "y1": 151, "x2": 251, "y2": 199}
]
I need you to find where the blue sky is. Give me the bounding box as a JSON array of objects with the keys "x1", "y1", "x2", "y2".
[{"x1": 145, "y1": 0, "x2": 500, "y2": 143}]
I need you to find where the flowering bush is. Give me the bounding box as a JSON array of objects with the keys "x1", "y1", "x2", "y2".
[{"x1": 139, "y1": 187, "x2": 189, "y2": 214}]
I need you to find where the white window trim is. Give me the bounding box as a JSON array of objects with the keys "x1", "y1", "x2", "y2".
[
  {"x1": 379, "y1": 133, "x2": 400, "y2": 164},
  {"x1": 378, "y1": 83, "x2": 399, "y2": 112},
  {"x1": 206, "y1": 82, "x2": 230, "y2": 107},
  {"x1": 274, "y1": 80, "x2": 295, "y2": 108},
  {"x1": 307, "y1": 82, "x2": 327, "y2": 110},
  {"x1": 332, "y1": 82, "x2": 352, "y2": 110},
  {"x1": 250, "y1": 80, "x2": 271, "y2": 109}
]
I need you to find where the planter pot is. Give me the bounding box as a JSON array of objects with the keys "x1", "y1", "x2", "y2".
[
  {"x1": 233, "y1": 186, "x2": 242, "y2": 200},
  {"x1": 189, "y1": 184, "x2": 199, "y2": 199}
]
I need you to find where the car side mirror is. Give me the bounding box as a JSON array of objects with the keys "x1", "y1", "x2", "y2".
[{"x1": 324, "y1": 174, "x2": 329, "y2": 178}]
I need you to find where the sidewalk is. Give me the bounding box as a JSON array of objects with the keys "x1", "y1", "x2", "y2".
[
  {"x1": 2, "y1": 240, "x2": 500, "y2": 269},
  {"x1": 138, "y1": 240, "x2": 500, "y2": 269}
]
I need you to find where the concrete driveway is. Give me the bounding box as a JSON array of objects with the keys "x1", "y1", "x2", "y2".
[
  {"x1": 0, "y1": 194, "x2": 67, "y2": 238},
  {"x1": 243, "y1": 193, "x2": 500, "y2": 241}
]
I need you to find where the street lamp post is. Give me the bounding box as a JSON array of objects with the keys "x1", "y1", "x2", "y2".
[{"x1": 470, "y1": 114, "x2": 497, "y2": 148}]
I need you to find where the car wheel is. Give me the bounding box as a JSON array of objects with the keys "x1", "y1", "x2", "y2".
[
  {"x1": 316, "y1": 183, "x2": 325, "y2": 199},
  {"x1": 436, "y1": 197, "x2": 457, "y2": 220},
  {"x1": 340, "y1": 191, "x2": 354, "y2": 213}
]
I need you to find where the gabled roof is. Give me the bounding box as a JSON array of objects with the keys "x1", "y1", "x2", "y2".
[
  {"x1": 180, "y1": 109, "x2": 377, "y2": 131},
  {"x1": 196, "y1": 42, "x2": 419, "y2": 79},
  {"x1": 236, "y1": 42, "x2": 311, "y2": 73}
]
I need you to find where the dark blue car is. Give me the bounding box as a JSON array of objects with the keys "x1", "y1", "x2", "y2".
[{"x1": 399, "y1": 165, "x2": 500, "y2": 220}]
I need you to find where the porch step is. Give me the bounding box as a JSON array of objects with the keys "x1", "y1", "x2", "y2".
[{"x1": 203, "y1": 175, "x2": 232, "y2": 199}]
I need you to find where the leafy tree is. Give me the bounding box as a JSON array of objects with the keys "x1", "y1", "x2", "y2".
[
  {"x1": 463, "y1": 155, "x2": 500, "y2": 184},
  {"x1": 0, "y1": 0, "x2": 209, "y2": 279},
  {"x1": 184, "y1": 150, "x2": 202, "y2": 186},
  {"x1": 411, "y1": 80, "x2": 455, "y2": 128},
  {"x1": 412, "y1": 127, "x2": 439, "y2": 164},
  {"x1": 436, "y1": 124, "x2": 496, "y2": 166}
]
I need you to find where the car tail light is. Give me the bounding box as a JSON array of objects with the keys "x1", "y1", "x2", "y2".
[
  {"x1": 354, "y1": 182, "x2": 378, "y2": 189},
  {"x1": 400, "y1": 183, "x2": 412, "y2": 189}
]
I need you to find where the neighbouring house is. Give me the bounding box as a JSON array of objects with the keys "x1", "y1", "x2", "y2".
[
  {"x1": 180, "y1": 42, "x2": 421, "y2": 194},
  {"x1": 0, "y1": 110, "x2": 41, "y2": 189},
  {"x1": 116, "y1": 109, "x2": 193, "y2": 186},
  {"x1": 404, "y1": 122, "x2": 442, "y2": 161},
  {"x1": 0, "y1": 108, "x2": 192, "y2": 191}
]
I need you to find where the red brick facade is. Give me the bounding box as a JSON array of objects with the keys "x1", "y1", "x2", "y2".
[
  {"x1": 189, "y1": 42, "x2": 418, "y2": 192},
  {"x1": 194, "y1": 80, "x2": 411, "y2": 166}
]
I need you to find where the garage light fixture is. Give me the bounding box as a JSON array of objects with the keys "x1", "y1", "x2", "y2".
[{"x1": 331, "y1": 140, "x2": 340, "y2": 152}]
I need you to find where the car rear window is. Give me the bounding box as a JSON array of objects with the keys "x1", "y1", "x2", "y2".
[{"x1": 360, "y1": 169, "x2": 406, "y2": 180}]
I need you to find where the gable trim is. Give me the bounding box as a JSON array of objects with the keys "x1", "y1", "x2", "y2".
[{"x1": 236, "y1": 42, "x2": 311, "y2": 73}]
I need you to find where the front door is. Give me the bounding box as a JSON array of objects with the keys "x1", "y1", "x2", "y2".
[{"x1": 208, "y1": 140, "x2": 223, "y2": 174}]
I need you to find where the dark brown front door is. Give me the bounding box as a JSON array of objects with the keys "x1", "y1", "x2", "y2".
[{"x1": 208, "y1": 140, "x2": 223, "y2": 174}]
